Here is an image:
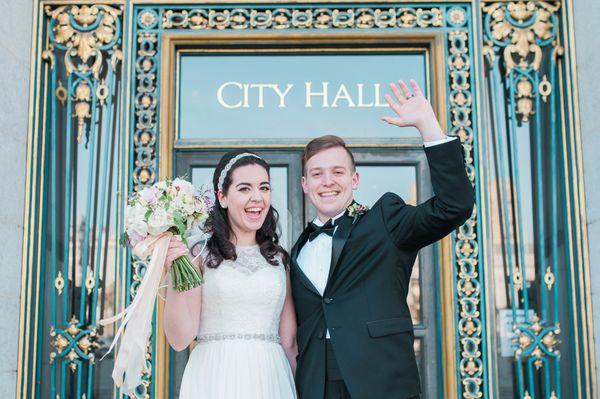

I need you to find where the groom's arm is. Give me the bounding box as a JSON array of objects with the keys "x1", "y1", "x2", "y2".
[
  {"x1": 379, "y1": 80, "x2": 474, "y2": 250},
  {"x1": 380, "y1": 138, "x2": 474, "y2": 250}
]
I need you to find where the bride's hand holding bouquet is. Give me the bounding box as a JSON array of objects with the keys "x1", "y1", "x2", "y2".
[
  {"x1": 121, "y1": 177, "x2": 209, "y2": 291},
  {"x1": 99, "y1": 177, "x2": 210, "y2": 394}
]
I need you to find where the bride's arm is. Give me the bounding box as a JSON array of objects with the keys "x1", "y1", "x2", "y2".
[
  {"x1": 279, "y1": 268, "x2": 298, "y2": 374},
  {"x1": 163, "y1": 238, "x2": 203, "y2": 352}
]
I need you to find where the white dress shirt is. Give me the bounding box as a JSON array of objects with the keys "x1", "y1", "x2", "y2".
[
  {"x1": 423, "y1": 136, "x2": 456, "y2": 147},
  {"x1": 296, "y1": 136, "x2": 456, "y2": 338},
  {"x1": 297, "y1": 210, "x2": 346, "y2": 296},
  {"x1": 297, "y1": 210, "x2": 345, "y2": 339}
]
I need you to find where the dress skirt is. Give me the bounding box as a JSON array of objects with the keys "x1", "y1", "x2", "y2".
[{"x1": 179, "y1": 339, "x2": 297, "y2": 399}]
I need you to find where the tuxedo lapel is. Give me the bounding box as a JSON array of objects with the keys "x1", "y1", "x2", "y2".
[
  {"x1": 291, "y1": 228, "x2": 321, "y2": 297},
  {"x1": 327, "y1": 214, "x2": 355, "y2": 282}
]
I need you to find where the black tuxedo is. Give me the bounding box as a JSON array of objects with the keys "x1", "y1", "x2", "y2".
[{"x1": 290, "y1": 139, "x2": 475, "y2": 399}]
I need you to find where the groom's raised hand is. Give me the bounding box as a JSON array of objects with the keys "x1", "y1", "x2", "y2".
[{"x1": 381, "y1": 79, "x2": 446, "y2": 142}]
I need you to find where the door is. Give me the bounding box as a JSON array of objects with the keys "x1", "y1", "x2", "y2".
[
  {"x1": 169, "y1": 146, "x2": 438, "y2": 398},
  {"x1": 160, "y1": 31, "x2": 450, "y2": 399}
]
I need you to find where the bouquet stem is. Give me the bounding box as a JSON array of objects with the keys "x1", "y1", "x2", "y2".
[{"x1": 170, "y1": 255, "x2": 203, "y2": 292}]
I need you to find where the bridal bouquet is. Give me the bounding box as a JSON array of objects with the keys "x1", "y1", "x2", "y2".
[
  {"x1": 121, "y1": 177, "x2": 210, "y2": 291},
  {"x1": 100, "y1": 177, "x2": 211, "y2": 394}
]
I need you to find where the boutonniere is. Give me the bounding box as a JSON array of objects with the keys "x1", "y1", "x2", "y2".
[{"x1": 347, "y1": 202, "x2": 369, "y2": 224}]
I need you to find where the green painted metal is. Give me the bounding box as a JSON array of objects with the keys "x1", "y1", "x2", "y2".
[{"x1": 16, "y1": 2, "x2": 595, "y2": 399}]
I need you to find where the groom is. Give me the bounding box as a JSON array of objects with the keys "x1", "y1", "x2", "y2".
[{"x1": 290, "y1": 80, "x2": 475, "y2": 399}]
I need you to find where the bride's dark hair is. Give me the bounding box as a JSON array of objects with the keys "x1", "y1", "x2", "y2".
[{"x1": 204, "y1": 150, "x2": 289, "y2": 269}]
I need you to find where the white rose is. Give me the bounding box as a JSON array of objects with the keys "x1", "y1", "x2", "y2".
[
  {"x1": 173, "y1": 178, "x2": 196, "y2": 197},
  {"x1": 147, "y1": 207, "x2": 173, "y2": 236},
  {"x1": 130, "y1": 221, "x2": 149, "y2": 238},
  {"x1": 125, "y1": 202, "x2": 149, "y2": 237}
]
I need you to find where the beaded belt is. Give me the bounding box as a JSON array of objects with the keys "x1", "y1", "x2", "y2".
[{"x1": 197, "y1": 333, "x2": 281, "y2": 344}]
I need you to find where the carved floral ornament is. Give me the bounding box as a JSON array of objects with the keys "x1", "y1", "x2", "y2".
[
  {"x1": 42, "y1": 5, "x2": 123, "y2": 144},
  {"x1": 44, "y1": 5, "x2": 123, "y2": 76},
  {"x1": 514, "y1": 314, "x2": 561, "y2": 371},
  {"x1": 50, "y1": 316, "x2": 98, "y2": 373},
  {"x1": 483, "y1": 1, "x2": 559, "y2": 72},
  {"x1": 482, "y1": 1, "x2": 561, "y2": 122},
  {"x1": 159, "y1": 7, "x2": 444, "y2": 30}
]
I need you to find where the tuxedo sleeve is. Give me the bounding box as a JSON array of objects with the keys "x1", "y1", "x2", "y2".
[{"x1": 380, "y1": 138, "x2": 475, "y2": 250}]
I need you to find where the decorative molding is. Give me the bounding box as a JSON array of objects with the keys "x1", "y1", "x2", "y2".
[
  {"x1": 447, "y1": 29, "x2": 484, "y2": 399},
  {"x1": 159, "y1": 7, "x2": 445, "y2": 30},
  {"x1": 482, "y1": 1, "x2": 561, "y2": 122},
  {"x1": 44, "y1": 4, "x2": 123, "y2": 143},
  {"x1": 49, "y1": 316, "x2": 98, "y2": 373}
]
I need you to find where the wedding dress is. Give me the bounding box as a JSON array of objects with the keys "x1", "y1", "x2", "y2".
[{"x1": 178, "y1": 244, "x2": 297, "y2": 398}]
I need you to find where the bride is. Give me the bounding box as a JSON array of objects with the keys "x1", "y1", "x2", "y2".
[{"x1": 163, "y1": 151, "x2": 298, "y2": 398}]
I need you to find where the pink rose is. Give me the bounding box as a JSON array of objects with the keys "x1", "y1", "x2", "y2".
[{"x1": 140, "y1": 186, "x2": 162, "y2": 205}]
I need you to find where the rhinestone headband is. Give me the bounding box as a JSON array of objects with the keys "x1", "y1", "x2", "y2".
[{"x1": 217, "y1": 153, "x2": 263, "y2": 192}]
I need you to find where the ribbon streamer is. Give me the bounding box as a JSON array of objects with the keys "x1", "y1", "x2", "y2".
[{"x1": 98, "y1": 231, "x2": 172, "y2": 395}]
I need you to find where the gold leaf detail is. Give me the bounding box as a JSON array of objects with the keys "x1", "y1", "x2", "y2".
[
  {"x1": 544, "y1": 266, "x2": 555, "y2": 290},
  {"x1": 54, "y1": 271, "x2": 65, "y2": 295}
]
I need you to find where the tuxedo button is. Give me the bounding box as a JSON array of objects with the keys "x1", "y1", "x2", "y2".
[
  {"x1": 317, "y1": 331, "x2": 324, "y2": 339},
  {"x1": 323, "y1": 297, "x2": 333, "y2": 304}
]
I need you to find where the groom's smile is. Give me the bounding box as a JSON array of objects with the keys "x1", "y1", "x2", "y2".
[{"x1": 318, "y1": 190, "x2": 340, "y2": 200}]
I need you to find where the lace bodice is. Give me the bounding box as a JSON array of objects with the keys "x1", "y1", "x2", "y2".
[{"x1": 197, "y1": 245, "x2": 286, "y2": 339}]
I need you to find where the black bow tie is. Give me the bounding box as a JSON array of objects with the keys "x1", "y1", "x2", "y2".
[{"x1": 308, "y1": 219, "x2": 336, "y2": 242}]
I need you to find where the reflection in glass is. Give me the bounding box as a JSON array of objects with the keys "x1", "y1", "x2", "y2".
[
  {"x1": 354, "y1": 165, "x2": 420, "y2": 324},
  {"x1": 414, "y1": 338, "x2": 423, "y2": 381},
  {"x1": 354, "y1": 165, "x2": 417, "y2": 207},
  {"x1": 408, "y1": 260, "x2": 421, "y2": 324}
]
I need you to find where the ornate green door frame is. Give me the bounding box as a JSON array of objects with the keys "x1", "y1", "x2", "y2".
[
  {"x1": 17, "y1": 1, "x2": 595, "y2": 398},
  {"x1": 146, "y1": 5, "x2": 477, "y2": 396},
  {"x1": 478, "y1": 1, "x2": 595, "y2": 398}
]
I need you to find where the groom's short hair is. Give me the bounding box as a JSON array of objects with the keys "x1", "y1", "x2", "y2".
[{"x1": 303, "y1": 135, "x2": 356, "y2": 175}]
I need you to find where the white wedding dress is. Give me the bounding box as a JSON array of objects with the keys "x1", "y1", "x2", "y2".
[{"x1": 178, "y1": 245, "x2": 297, "y2": 399}]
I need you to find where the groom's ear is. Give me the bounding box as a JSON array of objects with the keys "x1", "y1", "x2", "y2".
[
  {"x1": 301, "y1": 175, "x2": 309, "y2": 194},
  {"x1": 352, "y1": 171, "x2": 360, "y2": 190}
]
